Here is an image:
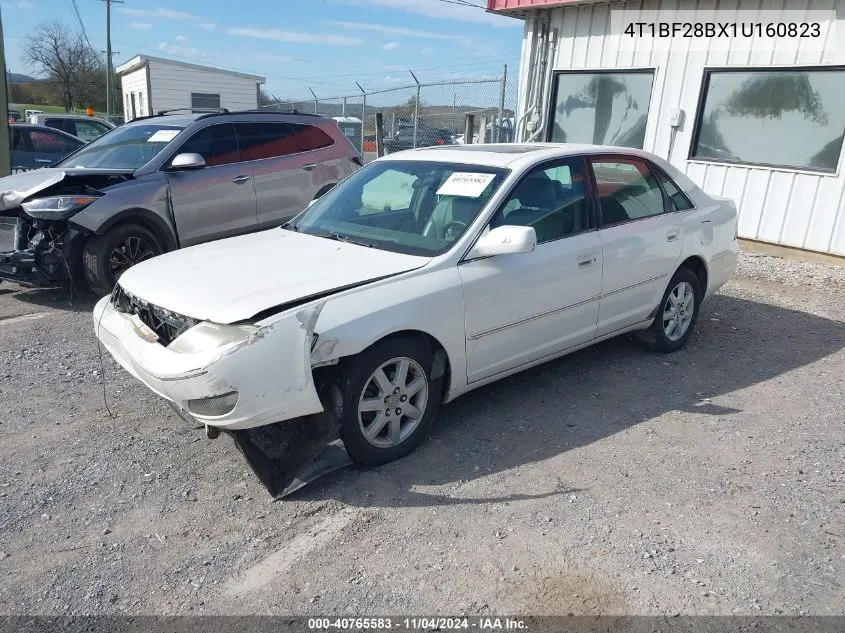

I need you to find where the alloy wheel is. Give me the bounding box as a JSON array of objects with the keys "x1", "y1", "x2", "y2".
[
  {"x1": 663, "y1": 281, "x2": 695, "y2": 342},
  {"x1": 109, "y1": 235, "x2": 156, "y2": 279},
  {"x1": 357, "y1": 357, "x2": 429, "y2": 448}
]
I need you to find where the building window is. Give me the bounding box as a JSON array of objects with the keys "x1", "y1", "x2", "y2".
[
  {"x1": 191, "y1": 93, "x2": 221, "y2": 110},
  {"x1": 548, "y1": 70, "x2": 655, "y2": 148},
  {"x1": 690, "y1": 67, "x2": 845, "y2": 172}
]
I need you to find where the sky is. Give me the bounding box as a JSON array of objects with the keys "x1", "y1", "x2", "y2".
[{"x1": 0, "y1": 0, "x2": 524, "y2": 101}]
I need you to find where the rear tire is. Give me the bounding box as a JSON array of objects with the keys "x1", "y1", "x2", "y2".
[
  {"x1": 82, "y1": 223, "x2": 163, "y2": 296},
  {"x1": 635, "y1": 268, "x2": 702, "y2": 353},
  {"x1": 337, "y1": 337, "x2": 441, "y2": 467}
]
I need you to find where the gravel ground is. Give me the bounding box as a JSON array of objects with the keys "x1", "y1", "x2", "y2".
[{"x1": 0, "y1": 252, "x2": 842, "y2": 616}]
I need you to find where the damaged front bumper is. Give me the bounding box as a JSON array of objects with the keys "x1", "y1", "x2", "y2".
[
  {"x1": 93, "y1": 295, "x2": 327, "y2": 430},
  {"x1": 0, "y1": 216, "x2": 86, "y2": 286}
]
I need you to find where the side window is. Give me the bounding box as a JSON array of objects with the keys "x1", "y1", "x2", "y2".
[
  {"x1": 29, "y1": 130, "x2": 80, "y2": 154},
  {"x1": 654, "y1": 167, "x2": 694, "y2": 211},
  {"x1": 236, "y1": 122, "x2": 299, "y2": 161},
  {"x1": 591, "y1": 158, "x2": 666, "y2": 226},
  {"x1": 45, "y1": 118, "x2": 72, "y2": 135},
  {"x1": 290, "y1": 124, "x2": 334, "y2": 151},
  {"x1": 11, "y1": 128, "x2": 25, "y2": 151},
  {"x1": 177, "y1": 124, "x2": 240, "y2": 167},
  {"x1": 361, "y1": 169, "x2": 417, "y2": 215},
  {"x1": 490, "y1": 159, "x2": 590, "y2": 243},
  {"x1": 74, "y1": 121, "x2": 108, "y2": 142}
]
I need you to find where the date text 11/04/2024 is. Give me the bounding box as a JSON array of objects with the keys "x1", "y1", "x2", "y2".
[
  {"x1": 307, "y1": 617, "x2": 528, "y2": 630},
  {"x1": 623, "y1": 21, "x2": 822, "y2": 38}
]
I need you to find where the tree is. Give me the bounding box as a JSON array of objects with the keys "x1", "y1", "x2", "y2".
[{"x1": 23, "y1": 21, "x2": 103, "y2": 111}]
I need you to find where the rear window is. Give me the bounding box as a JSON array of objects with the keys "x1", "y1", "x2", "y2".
[
  {"x1": 291, "y1": 124, "x2": 334, "y2": 151},
  {"x1": 237, "y1": 122, "x2": 299, "y2": 161}
]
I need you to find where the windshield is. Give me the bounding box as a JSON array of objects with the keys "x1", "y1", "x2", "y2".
[
  {"x1": 289, "y1": 160, "x2": 508, "y2": 256},
  {"x1": 57, "y1": 123, "x2": 185, "y2": 169}
]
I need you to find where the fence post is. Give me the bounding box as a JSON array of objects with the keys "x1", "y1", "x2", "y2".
[
  {"x1": 356, "y1": 81, "x2": 366, "y2": 160},
  {"x1": 309, "y1": 87, "x2": 318, "y2": 115},
  {"x1": 478, "y1": 115, "x2": 488, "y2": 144},
  {"x1": 464, "y1": 114, "x2": 475, "y2": 145},
  {"x1": 342, "y1": 97, "x2": 347, "y2": 117},
  {"x1": 499, "y1": 63, "x2": 508, "y2": 143},
  {"x1": 375, "y1": 112, "x2": 385, "y2": 159},
  {"x1": 409, "y1": 70, "x2": 421, "y2": 149}
]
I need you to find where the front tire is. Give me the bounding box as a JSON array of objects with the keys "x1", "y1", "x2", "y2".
[
  {"x1": 635, "y1": 268, "x2": 702, "y2": 353},
  {"x1": 82, "y1": 223, "x2": 163, "y2": 296},
  {"x1": 337, "y1": 337, "x2": 441, "y2": 467}
]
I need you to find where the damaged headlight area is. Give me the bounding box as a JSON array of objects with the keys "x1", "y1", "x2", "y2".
[
  {"x1": 0, "y1": 215, "x2": 85, "y2": 285},
  {"x1": 110, "y1": 284, "x2": 258, "y2": 351},
  {"x1": 21, "y1": 195, "x2": 100, "y2": 220},
  {"x1": 168, "y1": 322, "x2": 258, "y2": 354}
]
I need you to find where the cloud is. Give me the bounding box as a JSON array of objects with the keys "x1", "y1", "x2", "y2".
[
  {"x1": 129, "y1": 22, "x2": 152, "y2": 30},
  {"x1": 345, "y1": 0, "x2": 519, "y2": 28},
  {"x1": 199, "y1": 23, "x2": 216, "y2": 32},
  {"x1": 158, "y1": 41, "x2": 208, "y2": 59},
  {"x1": 227, "y1": 27, "x2": 362, "y2": 46},
  {"x1": 328, "y1": 20, "x2": 461, "y2": 40},
  {"x1": 18, "y1": 0, "x2": 33, "y2": 8},
  {"x1": 120, "y1": 7, "x2": 204, "y2": 21},
  {"x1": 421, "y1": 46, "x2": 433, "y2": 54},
  {"x1": 176, "y1": 35, "x2": 189, "y2": 42},
  {"x1": 383, "y1": 41, "x2": 399, "y2": 51}
]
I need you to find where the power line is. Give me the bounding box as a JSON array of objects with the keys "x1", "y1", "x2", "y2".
[
  {"x1": 67, "y1": 0, "x2": 98, "y2": 55},
  {"x1": 435, "y1": 0, "x2": 489, "y2": 9}
]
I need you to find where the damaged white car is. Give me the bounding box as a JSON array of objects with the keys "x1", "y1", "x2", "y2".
[{"x1": 94, "y1": 144, "x2": 739, "y2": 495}]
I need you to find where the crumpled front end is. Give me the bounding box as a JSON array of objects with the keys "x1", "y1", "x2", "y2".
[
  {"x1": 93, "y1": 291, "x2": 326, "y2": 430},
  {"x1": 0, "y1": 215, "x2": 86, "y2": 286}
]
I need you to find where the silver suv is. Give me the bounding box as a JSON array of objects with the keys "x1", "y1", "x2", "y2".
[{"x1": 0, "y1": 110, "x2": 362, "y2": 295}]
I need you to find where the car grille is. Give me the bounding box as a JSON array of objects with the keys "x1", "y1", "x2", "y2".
[
  {"x1": 110, "y1": 284, "x2": 198, "y2": 346},
  {"x1": 0, "y1": 218, "x2": 19, "y2": 252}
]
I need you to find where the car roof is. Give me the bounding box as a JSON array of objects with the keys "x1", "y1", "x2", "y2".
[{"x1": 378, "y1": 143, "x2": 666, "y2": 169}]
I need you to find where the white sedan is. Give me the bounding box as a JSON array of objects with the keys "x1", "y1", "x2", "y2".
[{"x1": 94, "y1": 143, "x2": 739, "y2": 472}]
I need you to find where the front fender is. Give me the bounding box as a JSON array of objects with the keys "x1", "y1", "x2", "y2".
[{"x1": 307, "y1": 267, "x2": 468, "y2": 395}]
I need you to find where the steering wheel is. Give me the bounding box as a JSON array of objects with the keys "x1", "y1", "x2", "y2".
[{"x1": 442, "y1": 220, "x2": 468, "y2": 240}]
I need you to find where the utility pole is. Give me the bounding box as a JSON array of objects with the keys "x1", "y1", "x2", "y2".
[
  {"x1": 0, "y1": 5, "x2": 11, "y2": 177},
  {"x1": 101, "y1": 0, "x2": 124, "y2": 117}
]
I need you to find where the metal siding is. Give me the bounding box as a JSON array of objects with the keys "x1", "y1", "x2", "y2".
[
  {"x1": 516, "y1": 0, "x2": 845, "y2": 255},
  {"x1": 147, "y1": 60, "x2": 259, "y2": 113}
]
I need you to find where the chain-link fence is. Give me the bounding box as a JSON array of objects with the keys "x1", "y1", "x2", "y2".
[{"x1": 261, "y1": 68, "x2": 517, "y2": 161}]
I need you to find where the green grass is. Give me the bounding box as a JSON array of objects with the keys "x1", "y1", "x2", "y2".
[{"x1": 10, "y1": 103, "x2": 108, "y2": 117}]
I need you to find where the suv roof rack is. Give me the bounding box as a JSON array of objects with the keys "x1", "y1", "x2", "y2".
[
  {"x1": 194, "y1": 109, "x2": 326, "y2": 119},
  {"x1": 156, "y1": 107, "x2": 229, "y2": 116}
]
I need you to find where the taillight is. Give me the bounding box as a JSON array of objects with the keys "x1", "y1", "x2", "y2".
[{"x1": 436, "y1": 139, "x2": 445, "y2": 145}]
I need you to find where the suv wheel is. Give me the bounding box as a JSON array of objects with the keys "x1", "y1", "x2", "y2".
[{"x1": 82, "y1": 223, "x2": 162, "y2": 296}]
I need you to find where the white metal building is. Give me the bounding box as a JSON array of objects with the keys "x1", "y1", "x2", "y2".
[
  {"x1": 490, "y1": 0, "x2": 845, "y2": 257},
  {"x1": 116, "y1": 55, "x2": 265, "y2": 122}
]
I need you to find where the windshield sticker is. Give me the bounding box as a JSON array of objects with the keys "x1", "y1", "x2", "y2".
[
  {"x1": 436, "y1": 172, "x2": 496, "y2": 198},
  {"x1": 147, "y1": 129, "x2": 180, "y2": 143}
]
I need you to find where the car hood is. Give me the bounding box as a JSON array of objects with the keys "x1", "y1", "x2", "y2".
[
  {"x1": 0, "y1": 167, "x2": 134, "y2": 210},
  {"x1": 116, "y1": 229, "x2": 431, "y2": 324}
]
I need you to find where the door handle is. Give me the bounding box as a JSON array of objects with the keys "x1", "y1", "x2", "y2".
[
  {"x1": 577, "y1": 254, "x2": 597, "y2": 267},
  {"x1": 232, "y1": 175, "x2": 251, "y2": 184},
  {"x1": 701, "y1": 219, "x2": 712, "y2": 224},
  {"x1": 302, "y1": 163, "x2": 317, "y2": 172},
  {"x1": 666, "y1": 228, "x2": 681, "y2": 242}
]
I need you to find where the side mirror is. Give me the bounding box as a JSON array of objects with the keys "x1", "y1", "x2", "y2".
[
  {"x1": 467, "y1": 225, "x2": 536, "y2": 259},
  {"x1": 167, "y1": 152, "x2": 205, "y2": 171}
]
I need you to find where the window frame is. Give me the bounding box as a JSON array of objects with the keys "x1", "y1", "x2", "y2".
[
  {"x1": 586, "y1": 154, "x2": 675, "y2": 229},
  {"x1": 688, "y1": 65, "x2": 845, "y2": 175},
  {"x1": 545, "y1": 67, "x2": 657, "y2": 147},
  {"x1": 651, "y1": 163, "x2": 696, "y2": 212},
  {"x1": 190, "y1": 92, "x2": 222, "y2": 111},
  {"x1": 289, "y1": 123, "x2": 335, "y2": 153}
]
